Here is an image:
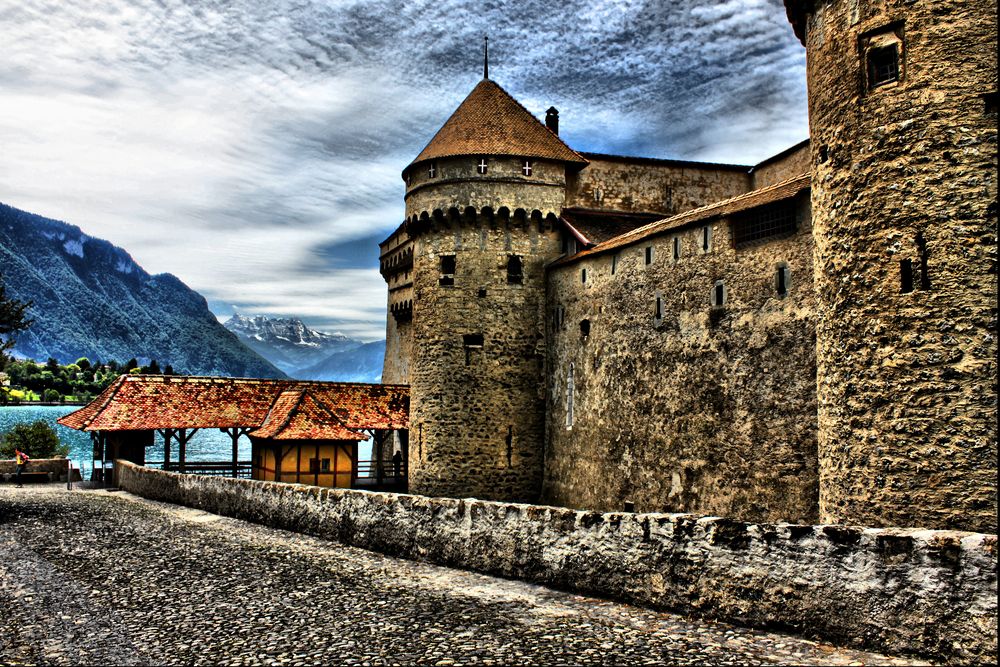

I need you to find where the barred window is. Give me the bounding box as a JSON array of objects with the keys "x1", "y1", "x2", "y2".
[
  {"x1": 868, "y1": 44, "x2": 899, "y2": 89},
  {"x1": 732, "y1": 202, "x2": 798, "y2": 247}
]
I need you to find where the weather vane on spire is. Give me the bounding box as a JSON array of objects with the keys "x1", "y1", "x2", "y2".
[{"x1": 483, "y1": 36, "x2": 489, "y2": 80}]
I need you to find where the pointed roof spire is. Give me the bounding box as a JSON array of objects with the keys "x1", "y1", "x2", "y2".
[{"x1": 483, "y1": 36, "x2": 489, "y2": 80}]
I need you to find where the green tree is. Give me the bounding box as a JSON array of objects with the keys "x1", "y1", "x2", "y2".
[
  {"x1": 45, "y1": 357, "x2": 59, "y2": 373},
  {"x1": 125, "y1": 358, "x2": 138, "y2": 371},
  {"x1": 143, "y1": 359, "x2": 161, "y2": 374},
  {"x1": 0, "y1": 420, "x2": 68, "y2": 458},
  {"x1": 43, "y1": 388, "x2": 60, "y2": 402},
  {"x1": 0, "y1": 272, "x2": 32, "y2": 374},
  {"x1": 75, "y1": 357, "x2": 91, "y2": 372}
]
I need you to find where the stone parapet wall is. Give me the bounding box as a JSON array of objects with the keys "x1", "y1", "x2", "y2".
[
  {"x1": 0, "y1": 458, "x2": 80, "y2": 481},
  {"x1": 117, "y1": 461, "x2": 997, "y2": 664}
]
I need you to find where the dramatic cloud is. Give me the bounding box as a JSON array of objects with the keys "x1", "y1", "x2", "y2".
[{"x1": 0, "y1": 0, "x2": 807, "y2": 340}]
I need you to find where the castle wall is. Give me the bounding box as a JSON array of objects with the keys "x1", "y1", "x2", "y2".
[
  {"x1": 802, "y1": 0, "x2": 997, "y2": 531},
  {"x1": 567, "y1": 154, "x2": 751, "y2": 214},
  {"x1": 380, "y1": 228, "x2": 413, "y2": 385},
  {"x1": 407, "y1": 216, "x2": 561, "y2": 502},
  {"x1": 750, "y1": 141, "x2": 811, "y2": 189},
  {"x1": 543, "y1": 192, "x2": 818, "y2": 523}
]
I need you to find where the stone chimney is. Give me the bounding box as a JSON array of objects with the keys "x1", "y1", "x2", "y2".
[{"x1": 545, "y1": 107, "x2": 559, "y2": 135}]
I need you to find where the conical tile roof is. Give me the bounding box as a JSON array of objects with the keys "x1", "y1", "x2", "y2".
[{"x1": 408, "y1": 79, "x2": 587, "y2": 169}]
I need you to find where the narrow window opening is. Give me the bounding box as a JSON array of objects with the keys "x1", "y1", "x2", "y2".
[
  {"x1": 321, "y1": 458, "x2": 331, "y2": 472},
  {"x1": 580, "y1": 319, "x2": 590, "y2": 338},
  {"x1": 581, "y1": 268, "x2": 587, "y2": 283},
  {"x1": 819, "y1": 145, "x2": 829, "y2": 163},
  {"x1": 505, "y1": 426, "x2": 513, "y2": 468},
  {"x1": 566, "y1": 364, "x2": 575, "y2": 428},
  {"x1": 868, "y1": 44, "x2": 899, "y2": 89},
  {"x1": 463, "y1": 333, "x2": 484, "y2": 348},
  {"x1": 984, "y1": 92, "x2": 998, "y2": 115},
  {"x1": 309, "y1": 458, "x2": 319, "y2": 474},
  {"x1": 900, "y1": 259, "x2": 914, "y2": 293},
  {"x1": 654, "y1": 295, "x2": 662, "y2": 321},
  {"x1": 916, "y1": 232, "x2": 930, "y2": 290},
  {"x1": 611, "y1": 255, "x2": 618, "y2": 275},
  {"x1": 673, "y1": 236, "x2": 680, "y2": 261},
  {"x1": 478, "y1": 287, "x2": 487, "y2": 298},
  {"x1": 712, "y1": 281, "x2": 726, "y2": 307},
  {"x1": 522, "y1": 160, "x2": 533, "y2": 177},
  {"x1": 477, "y1": 158, "x2": 488, "y2": 175},
  {"x1": 776, "y1": 265, "x2": 788, "y2": 297},
  {"x1": 645, "y1": 246, "x2": 653, "y2": 265},
  {"x1": 702, "y1": 226, "x2": 711, "y2": 252},
  {"x1": 506, "y1": 255, "x2": 523, "y2": 284}
]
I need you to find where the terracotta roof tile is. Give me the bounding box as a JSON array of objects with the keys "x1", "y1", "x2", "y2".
[
  {"x1": 251, "y1": 390, "x2": 365, "y2": 441},
  {"x1": 57, "y1": 375, "x2": 409, "y2": 433},
  {"x1": 549, "y1": 174, "x2": 811, "y2": 268},
  {"x1": 408, "y1": 79, "x2": 587, "y2": 169}
]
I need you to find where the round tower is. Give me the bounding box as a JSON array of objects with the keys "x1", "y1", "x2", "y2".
[
  {"x1": 401, "y1": 77, "x2": 587, "y2": 502},
  {"x1": 786, "y1": 0, "x2": 997, "y2": 531}
]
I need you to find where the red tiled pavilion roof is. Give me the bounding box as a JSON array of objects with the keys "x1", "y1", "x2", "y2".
[
  {"x1": 408, "y1": 79, "x2": 587, "y2": 170},
  {"x1": 251, "y1": 390, "x2": 365, "y2": 441},
  {"x1": 57, "y1": 375, "x2": 409, "y2": 433}
]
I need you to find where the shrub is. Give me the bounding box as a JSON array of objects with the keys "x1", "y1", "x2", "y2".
[
  {"x1": 43, "y1": 388, "x2": 60, "y2": 402},
  {"x1": 0, "y1": 420, "x2": 68, "y2": 459}
]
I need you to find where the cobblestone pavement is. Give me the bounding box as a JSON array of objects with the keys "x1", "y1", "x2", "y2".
[{"x1": 0, "y1": 486, "x2": 932, "y2": 666}]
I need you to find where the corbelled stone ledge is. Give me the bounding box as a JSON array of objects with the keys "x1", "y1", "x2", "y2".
[{"x1": 116, "y1": 461, "x2": 997, "y2": 664}]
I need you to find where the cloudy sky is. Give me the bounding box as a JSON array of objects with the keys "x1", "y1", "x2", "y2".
[{"x1": 0, "y1": 0, "x2": 807, "y2": 340}]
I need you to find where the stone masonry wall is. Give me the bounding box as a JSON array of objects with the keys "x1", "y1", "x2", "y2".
[
  {"x1": 544, "y1": 192, "x2": 818, "y2": 523},
  {"x1": 567, "y1": 155, "x2": 751, "y2": 214},
  {"x1": 803, "y1": 0, "x2": 998, "y2": 532},
  {"x1": 750, "y1": 141, "x2": 811, "y2": 189},
  {"x1": 117, "y1": 461, "x2": 998, "y2": 664}
]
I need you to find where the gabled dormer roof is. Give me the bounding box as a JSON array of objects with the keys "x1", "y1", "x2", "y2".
[{"x1": 407, "y1": 79, "x2": 587, "y2": 171}]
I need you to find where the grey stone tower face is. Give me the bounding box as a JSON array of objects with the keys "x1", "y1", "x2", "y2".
[
  {"x1": 790, "y1": 0, "x2": 997, "y2": 531},
  {"x1": 400, "y1": 79, "x2": 586, "y2": 502}
]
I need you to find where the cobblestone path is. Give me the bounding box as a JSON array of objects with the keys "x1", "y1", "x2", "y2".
[{"x1": 0, "y1": 486, "x2": 930, "y2": 666}]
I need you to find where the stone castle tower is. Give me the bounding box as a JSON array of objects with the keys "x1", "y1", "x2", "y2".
[
  {"x1": 383, "y1": 75, "x2": 588, "y2": 501},
  {"x1": 785, "y1": 0, "x2": 998, "y2": 532}
]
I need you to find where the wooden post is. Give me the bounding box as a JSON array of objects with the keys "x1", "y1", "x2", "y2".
[
  {"x1": 375, "y1": 430, "x2": 384, "y2": 488},
  {"x1": 314, "y1": 442, "x2": 319, "y2": 487},
  {"x1": 178, "y1": 429, "x2": 187, "y2": 473}
]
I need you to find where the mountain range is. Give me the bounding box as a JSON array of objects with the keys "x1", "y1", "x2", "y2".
[
  {"x1": 0, "y1": 202, "x2": 282, "y2": 378},
  {"x1": 223, "y1": 314, "x2": 384, "y2": 382}
]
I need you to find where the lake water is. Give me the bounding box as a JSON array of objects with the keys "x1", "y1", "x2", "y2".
[{"x1": 0, "y1": 405, "x2": 373, "y2": 477}]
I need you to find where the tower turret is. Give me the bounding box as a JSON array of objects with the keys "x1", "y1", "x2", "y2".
[
  {"x1": 398, "y1": 78, "x2": 587, "y2": 501},
  {"x1": 786, "y1": 0, "x2": 997, "y2": 531}
]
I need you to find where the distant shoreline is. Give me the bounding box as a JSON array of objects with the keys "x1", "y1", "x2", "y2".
[{"x1": 0, "y1": 402, "x2": 87, "y2": 407}]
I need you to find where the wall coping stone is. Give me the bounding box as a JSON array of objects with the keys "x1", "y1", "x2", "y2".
[{"x1": 114, "y1": 461, "x2": 997, "y2": 664}]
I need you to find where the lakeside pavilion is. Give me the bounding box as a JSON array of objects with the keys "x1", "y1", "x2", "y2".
[{"x1": 57, "y1": 375, "x2": 410, "y2": 491}]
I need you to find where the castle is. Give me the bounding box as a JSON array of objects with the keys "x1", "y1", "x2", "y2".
[{"x1": 379, "y1": 0, "x2": 997, "y2": 534}]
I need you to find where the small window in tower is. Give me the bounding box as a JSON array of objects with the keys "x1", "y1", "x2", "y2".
[
  {"x1": 580, "y1": 319, "x2": 590, "y2": 338},
  {"x1": 439, "y1": 254, "x2": 456, "y2": 286},
  {"x1": 522, "y1": 160, "x2": 533, "y2": 176},
  {"x1": 673, "y1": 236, "x2": 681, "y2": 261},
  {"x1": 428, "y1": 162, "x2": 437, "y2": 179},
  {"x1": 581, "y1": 268, "x2": 587, "y2": 283},
  {"x1": 916, "y1": 232, "x2": 930, "y2": 290},
  {"x1": 654, "y1": 295, "x2": 662, "y2": 321},
  {"x1": 900, "y1": 258, "x2": 914, "y2": 293},
  {"x1": 477, "y1": 158, "x2": 489, "y2": 175},
  {"x1": 645, "y1": 245, "x2": 654, "y2": 266},
  {"x1": 507, "y1": 255, "x2": 523, "y2": 284},
  {"x1": 702, "y1": 226, "x2": 712, "y2": 253},
  {"x1": 712, "y1": 280, "x2": 727, "y2": 307},
  {"x1": 868, "y1": 44, "x2": 899, "y2": 89},
  {"x1": 463, "y1": 333, "x2": 484, "y2": 348},
  {"x1": 776, "y1": 264, "x2": 790, "y2": 297},
  {"x1": 611, "y1": 254, "x2": 618, "y2": 275}
]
